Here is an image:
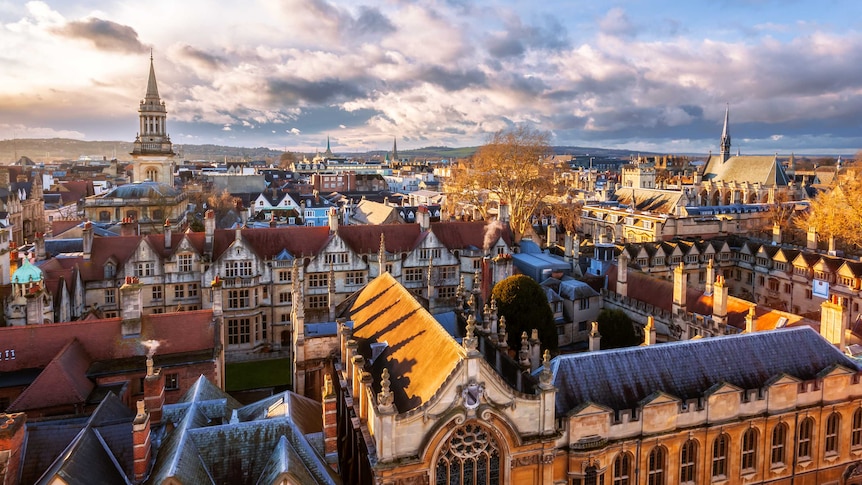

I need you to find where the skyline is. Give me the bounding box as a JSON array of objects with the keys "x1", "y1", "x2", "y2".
[{"x1": 2, "y1": 1, "x2": 862, "y2": 155}]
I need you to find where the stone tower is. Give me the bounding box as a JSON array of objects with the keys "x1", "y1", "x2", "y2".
[{"x1": 131, "y1": 53, "x2": 175, "y2": 187}]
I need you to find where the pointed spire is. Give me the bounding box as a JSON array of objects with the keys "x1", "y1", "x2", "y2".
[
  {"x1": 146, "y1": 52, "x2": 160, "y2": 100},
  {"x1": 392, "y1": 137, "x2": 398, "y2": 162},
  {"x1": 720, "y1": 103, "x2": 731, "y2": 162}
]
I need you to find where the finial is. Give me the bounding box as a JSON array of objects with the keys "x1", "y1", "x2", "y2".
[
  {"x1": 466, "y1": 314, "x2": 476, "y2": 339},
  {"x1": 378, "y1": 368, "x2": 393, "y2": 407},
  {"x1": 150, "y1": 48, "x2": 153, "y2": 61}
]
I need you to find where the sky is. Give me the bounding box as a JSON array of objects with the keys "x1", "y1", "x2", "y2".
[{"x1": 2, "y1": 0, "x2": 862, "y2": 155}]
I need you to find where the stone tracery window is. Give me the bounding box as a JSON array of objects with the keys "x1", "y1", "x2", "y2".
[{"x1": 435, "y1": 423, "x2": 500, "y2": 485}]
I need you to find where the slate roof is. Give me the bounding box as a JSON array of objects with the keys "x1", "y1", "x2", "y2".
[
  {"x1": 23, "y1": 393, "x2": 134, "y2": 485},
  {"x1": 702, "y1": 155, "x2": 790, "y2": 185},
  {"x1": 150, "y1": 376, "x2": 339, "y2": 485},
  {"x1": 613, "y1": 188, "x2": 684, "y2": 214},
  {"x1": 350, "y1": 273, "x2": 466, "y2": 414},
  {"x1": 547, "y1": 327, "x2": 859, "y2": 415}
]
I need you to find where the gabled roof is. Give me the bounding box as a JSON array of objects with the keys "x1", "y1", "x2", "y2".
[
  {"x1": 24, "y1": 393, "x2": 134, "y2": 485},
  {"x1": 9, "y1": 339, "x2": 95, "y2": 413},
  {"x1": 702, "y1": 154, "x2": 790, "y2": 186},
  {"x1": 548, "y1": 327, "x2": 858, "y2": 415},
  {"x1": 338, "y1": 224, "x2": 422, "y2": 254},
  {"x1": 350, "y1": 273, "x2": 466, "y2": 414},
  {"x1": 430, "y1": 221, "x2": 512, "y2": 252},
  {"x1": 151, "y1": 376, "x2": 339, "y2": 485},
  {"x1": 613, "y1": 188, "x2": 684, "y2": 214}
]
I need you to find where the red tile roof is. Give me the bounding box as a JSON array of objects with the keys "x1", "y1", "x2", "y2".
[
  {"x1": 431, "y1": 221, "x2": 512, "y2": 252},
  {"x1": 8, "y1": 339, "x2": 94, "y2": 412},
  {"x1": 338, "y1": 224, "x2": 422, "y2": 254},
  {"x1": 0, "y1": 310, "x2": 215, "y2": 373}
]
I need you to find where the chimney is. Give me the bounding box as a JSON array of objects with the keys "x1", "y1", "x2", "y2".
[
  {"x1": 204, "y1": 209, "x2": 215, "y2": 257},
  {"x1": 807, "y1": 226, "x2": 817, "y2": 250},
  {"x1": 132, "y1": 400, "x2": 151, "y2": 482},
  {"x1": 616, "y1": 249, "x2": 628, "y2": 296},
  {"x1": 772, "y1": 222, "x2": 782, "y2": 245},
  {"x1": 564, "y1": 232, "x2": 573, "y2": 262},
  {"x1": 83, "y1": 220, "x2": 93, "y2": 260},
  {"x1": 143, "y1": 356, "x2": 165, "y2": 425},
  {"x1": 34, "y1": 232, "x2": 46, "y2": 261},
  {"x1": 704, "y1": 259, "x2": 715, "y2": 296},
  {"x1": 589, "y1": 321, "x2": 601, "y2": 352},
  {"x1": 164, "y1": 220, "x2": 171, "y2": 249},
  {"x1": 120, "y1": 276, "x2": 143, "y2": 336},
  {"x1": 498, "y1": 201, "x2": 510, "y2": 223},
  {"x1": 546, "y1": 223, "x2": 556, "y2": 249},
  {"x1": 321, "y1": 375, "x2": 338, "y2": 470},
  {"x1": 643, "y1": 316, "x2": 656, "y2": 345},
  {"x1": 0, "y1": 413, "x2": 26, "y2": 484},
  {"x1": 672, "y1": 262, "x2": 687, "y2": 315},
  {"x1": 328, "y1": 207, "x2": 339, "y2": 233},
  {"x1": 210, "y1": 276, "x2": 223, "y2": 317},
  {"x1": 745, "y1": 305, "x2": 756, "y2": 333},
  {"x1": 821, "y1": 295, "x2": 849, "y2": 351},
  {"x1": 417, "y1": 205, "x2": 430, "y2": 231},
  {"x1": 120, "y1": 217, "x2": 136, "y2": 237},
  {"x1": 712, "y1": 275, "x2": 728, "y2": 326}
]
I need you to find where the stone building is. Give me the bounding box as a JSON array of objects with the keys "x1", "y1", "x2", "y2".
[{"x1": 333, "y1": 271, "x2": 862, "y2": 484}]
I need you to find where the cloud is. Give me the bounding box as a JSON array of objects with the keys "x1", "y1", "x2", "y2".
[
  {"x1": 52, "y1": 18, "x2": 146, "y2": 53},
  {"x1": 598, "y1": 7, "x2": 635, "y2": 38},
  {"x1": 288, "y1": 128, "x2": 301, "y2": 134},
  {"x1": 175, "y1": 45, "x2": 224, "y2": 71}
]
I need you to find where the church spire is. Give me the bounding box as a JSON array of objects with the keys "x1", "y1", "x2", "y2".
[
  {"x1": 324, "y1": 136, "x2": 333, "y2": 157},
  {"x1": 392, "y1": 137, "x2": 398, "y2": 162},
  {"x1": 720, "y1": 104, "x2": 731, "y2": 162},
  {"x1": 146, "y1": 50, "x2": 160, "y2": 100}
]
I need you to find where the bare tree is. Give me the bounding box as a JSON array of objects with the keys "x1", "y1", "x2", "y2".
[{"x1": 444, "y1": 126, "x2": 553, "y2": 240}]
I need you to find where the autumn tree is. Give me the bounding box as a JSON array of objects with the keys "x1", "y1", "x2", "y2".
[
  {"x1": 796, "y1": 167, "x2": 862, "y2": 250},
  {"x1": 491, "y1": 274, "x2": 557, "y2": 352},
  {"x1": 279, "y1": 151, "x2": 297, "y2": 169},
  {"x1": 206, "y1": 188, "x2": 241, "y2": 219},
  {"x1": 445, "y1": 126, "x2": 553, "y2": 240}
]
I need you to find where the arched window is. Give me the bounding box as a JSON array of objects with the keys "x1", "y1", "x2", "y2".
[
  {"x1": 647, "y1": 446, "x2": 665, "y2": 485},
  {"x1": 825, "y1": 412, "x2": 840, "y2": 455},
  {"x1": 613, "y1": 452, "x2": 632, "y2": 485},
  {"x1": 680, "y1": 439, "x2": 697, "y2": 484},
  {"x1": 712, "y1": 433, "x2": 729, "y2": 478},
  {"x1": 853, "y1": 409, "x2": 862, "y2": 450},
  {"x1": 741, "y1": 428, "x2": 758, "y2": 471},
  {"x1": 99, "y1": 210, "x2": 111, "y2": 222},
  {"x1": 771, "y1": 423, "x2": 787, "y2": 466},
  {"x1": 797, "y1": 417, "x2": 814, "y2": 461},
  {"x1": 435, "y1": 423, "x2": 500, "y2": 485}
]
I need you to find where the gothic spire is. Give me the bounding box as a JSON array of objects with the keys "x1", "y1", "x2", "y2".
[
  {"x1": 720, "y1": 104, "x2": 731, "y2": 162},
  {"x1": 146, "y1": 51, "x2": 160, "y2": 100},
  {"x1": 392, "y1": 137, "x2": 398, "y2": 162}
]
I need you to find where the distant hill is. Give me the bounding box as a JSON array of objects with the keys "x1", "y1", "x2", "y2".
[{"x1": 0, "y1": 138, "x2": 654, "y2": 165}]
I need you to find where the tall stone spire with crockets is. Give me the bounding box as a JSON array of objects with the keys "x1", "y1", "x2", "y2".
[
  {"x1": 131, "y1": 53, "x2": 175, "y2": 186},
  {"x1": 720, "y1": 104, "x2": 731, "y2": 162}
]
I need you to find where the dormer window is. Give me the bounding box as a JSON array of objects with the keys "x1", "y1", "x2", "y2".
[{"x1": 104, "y1": 263, "x2": 116, "y2": 279}]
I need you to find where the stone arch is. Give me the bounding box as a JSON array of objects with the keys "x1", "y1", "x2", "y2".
[
  {"x1": 722, "y1": 191, "x2": 731, "y2": 205},
  {"x1": 430, "y1": 420, "x2": 507, "y2": 485},
  {"x1": 711, "y1": 191, "x2": 720, "y2": 206},
  {"x1": 699, "y1": 189, "x2": 709, "y2": 206},
  {"x1": 748, "y1": 192, "x2": 757, "y2": 204}
]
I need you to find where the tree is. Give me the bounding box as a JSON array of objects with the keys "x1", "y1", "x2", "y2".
[
  {"x1": 206, "y1": 188, "x2": 241, "y2": 219},
  {"x1": 445, "y1": 126, "x2": 553, "y2": 240},
  {"x1": 596, "y1": 309, "x2": 640, "y2": 349},
  {"x1": 795, "y1": 166, "x2": 862, "y2": 249},
  {"x1": 491, "y1": 274, "x2": 557, "y2": 352},
  {"x1": 279, "y1": 151, "x2": 297, "y2": 169}
]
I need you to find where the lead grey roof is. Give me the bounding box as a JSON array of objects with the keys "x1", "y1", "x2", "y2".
[
  {"x1": 702, "y1": 154, "x2": 790, "y2": 185},
  {"x1": 545, "y1": 327, "x2": 859, "y2": 416}
]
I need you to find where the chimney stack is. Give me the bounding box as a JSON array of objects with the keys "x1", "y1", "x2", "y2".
[
  {"x1": 672, "y1": 262, "x2": 687, "y2": 315},
  {"x1": 132, "y1": 400, "x2": 151, "y2": 482},
  {"x1": 712, "y1": 275, "x2": 729, "y2": 326},
  {"x1": 143, "y1": 356, "x2": 165, "y2": 425},
  {"x1": 616, "y1": 249, "x2": 628, "y2": 296},
  {"x1": 643, "y1": 316, "x2": 656, "y2": 345},
  {"x1": 589, "y1": 321, "x2": 601, "y2": 352},
  {"x1": 821, "y1": 294, "x2": 849, "y2": 351},
  {"x1": 0, "y1": 413, "x2": 26, "y2": 484},
  {"x1": 120, "y1": 276, "x2": 143, "y2": 336},
  {"x1": 83, "y1": 221, "x2": 93, "y2": 260},
  {"x1": 321, "y1": 375, "x2": 338, "y2": 470},
  {"x1": 745, "y1": 305, "x2": 756, "y2": 333},
  {"x1": 120, "y1": 217, "x2": 136, "y2": 237},
  {"x1": 164, "y1": 220, "x2": 171, "y2": 249}
]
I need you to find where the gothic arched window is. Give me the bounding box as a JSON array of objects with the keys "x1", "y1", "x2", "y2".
[
  {"x1": 613, "y1": 452, "x2": 632, "y2": 485},
  {"x1": 647, "y1": 446, "x2": 666, "y2": 485},
  {"x1": 435, "y1": 423, "x2": 500, "y2": 485},
  {"x1": 680, "y1": 439, "x2": 697, "y2": 484}
]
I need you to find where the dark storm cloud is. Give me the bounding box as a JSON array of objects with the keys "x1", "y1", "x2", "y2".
[
  {"x1": 485, "y1": 14, "x2": 570, "y2": 59},
  {"x1": 176, "y1": 45, "x2": 225, "y2": 71},
  {"x1": 53, "y1": 18, "x2": 146, "y2": 54},
  {"x1": 421, "y1": 66, "x2": 487, "y2": 91},
  {"x1": 267, "y1": 77, "x2": 373, "y2": 104}
]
